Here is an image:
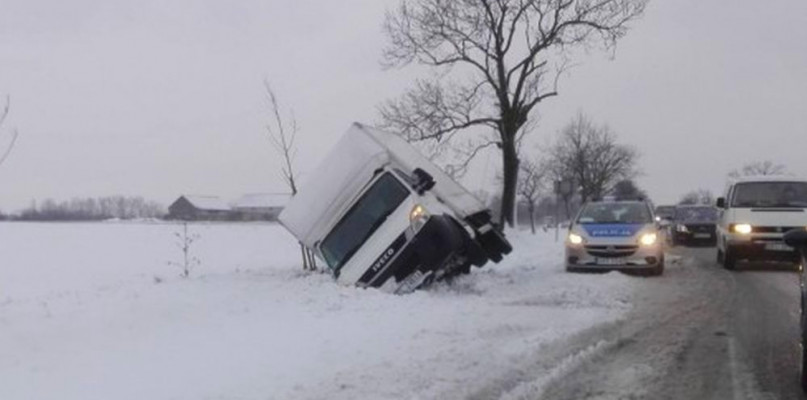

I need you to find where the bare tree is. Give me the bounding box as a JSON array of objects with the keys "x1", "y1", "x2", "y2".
[
  {"x1": 548, "y1": 113, "x2": 638, "y2": 202},
  {"x1": 379, "y1": 0, "x2": 647, "y2": 227},
  {"x1": 728, "y1": 161, "x2": 788, "y2": 179},
  {"x1": 610, "y1": 179, "x2": 646, "y2": 199},
  {"x1": 679, "y1": 189, "x2": 714, "y2": 206},
  {"x1": 263, "y1": 82, "x2": 318, "y2": 271},
  {"x1": 517, "y1": 158, "x2": 545, "y2": 234},
  {"x1": 0, "y1": 95, "x2": 19, "y2": 168},
  {"x1": 168, "y1": 222, "x2": 201, "y2": 278}
]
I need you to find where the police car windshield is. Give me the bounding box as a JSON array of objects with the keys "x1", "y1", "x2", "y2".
[
  {"x1": 320, "y1": 173, "x2": 410, "y2": 272},
  {"x1": 577, "y1": 202, "x2": 652, "y2": 224}
]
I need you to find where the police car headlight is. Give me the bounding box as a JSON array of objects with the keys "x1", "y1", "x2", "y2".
[
  {"x1": 568, "y1": 233, "x2": 584, "y2": 245},
  {"x1": 640, "y1": 233, "x2": 658, "y2": 246},
  {"x1": 409, "y1": 204, "x2": 430, "y2": 230}
]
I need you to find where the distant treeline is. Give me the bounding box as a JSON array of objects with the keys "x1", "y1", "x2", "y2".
[{"x1": 3, "y1": 196, "x2": 166, "y2": 221}]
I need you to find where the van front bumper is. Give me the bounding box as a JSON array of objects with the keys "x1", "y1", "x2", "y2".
[
  {"x1": 726, "y1": 234, "x2": 800, "y2": 263},
  {"x1": 356, "y1": 215, "x2": 465, "y2": 289}
]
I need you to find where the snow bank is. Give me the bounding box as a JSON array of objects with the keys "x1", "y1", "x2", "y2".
[{"x1": 0, "y1": 223, "x2": 635, "y2": 400}]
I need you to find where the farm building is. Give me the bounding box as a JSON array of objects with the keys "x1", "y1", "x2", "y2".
[
  {"x1": 167, "y1": 195, "x2": 232, "y2": 221},
  {"x1": 231, "y1": 193, "x2": 290, "y2": 221}
]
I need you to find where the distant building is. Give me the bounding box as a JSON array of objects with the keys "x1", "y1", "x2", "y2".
[
  {"x1": 167, "y1": 195, "x2": 232, "y2": 221},
  {"x1": 231, "y1": 193, "x2": 290, "y2": 221}
]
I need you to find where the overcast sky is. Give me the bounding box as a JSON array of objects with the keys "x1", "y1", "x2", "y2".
[{"x1": 1, "y1": 0, "x2": 805, "y2": 211}]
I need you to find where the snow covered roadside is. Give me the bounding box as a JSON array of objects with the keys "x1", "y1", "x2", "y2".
[{"x1": 0, "y1": 222, "x2": 636, "y2": 400}]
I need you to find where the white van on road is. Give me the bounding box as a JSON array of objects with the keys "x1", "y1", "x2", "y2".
[
  {"x1": 279, "y1": 123, "x2": 512, "y2": 293},
  {"x1": 716, "y1": 176, "x2": 807, "y2": 270}
]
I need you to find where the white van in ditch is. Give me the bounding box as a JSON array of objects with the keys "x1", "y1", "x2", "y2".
[
  {"x1": 716, "y1": 176, "x2": 807, "y2": 270},
  {"x1": 278, "y1": 123, "x2": 512, "y2": 293}
]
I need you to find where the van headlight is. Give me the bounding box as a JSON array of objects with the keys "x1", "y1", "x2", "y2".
[
  {"x1": 640, "y1": 233, "x2": 658, "y2": 246},
  {"x1": 409, "y1": 204, "x2": 430, "y2": 231},
  {"x1": 568, "y1": 233, "x2": 584, "y2": 245},
  {"x1": 732, "y1": 223, "x2": 753, "y2": 235}
]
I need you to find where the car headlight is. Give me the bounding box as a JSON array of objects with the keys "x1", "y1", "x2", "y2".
[
  {"x1": 676, "y1": 224, "x2": 688, "y2": 233},
  {"x1": 568, "y1": 233, "x2": 584, "y2": 245},
  {"x1": 640, "y1": 233, "x2": 658, "y2": 246},
  {"x1": 732, "y1": 223, "x2": 752, "y2": 235},
  {"x1": 409, "y1": 204, "x2": 430, "y2": 230}
]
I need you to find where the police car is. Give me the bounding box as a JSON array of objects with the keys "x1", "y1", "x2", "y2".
[{"x1": 566, "y1": 198, "x2": 664, "y2": 276}]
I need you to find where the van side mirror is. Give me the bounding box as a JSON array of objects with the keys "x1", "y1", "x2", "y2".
[
  {"x1": 716, "y1": 198, "x2": 726, "y2": 209},
  {"x1": 412, "y1": 168, "x2": 435, "y2": 194}
]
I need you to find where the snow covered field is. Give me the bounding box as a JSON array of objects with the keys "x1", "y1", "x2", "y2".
[{"x1": 0, "y1": 222, "x2": 637, "y2": 400}]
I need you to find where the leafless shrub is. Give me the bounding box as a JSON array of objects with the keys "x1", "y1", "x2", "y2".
[
  {"x1": 679, "y1": 189, "x2": 714, "y2": 206},
  {"x1": 728, "y1": 161, "x2": 788, "y2": 179},
  {"x1": 168, "y1": 222, "x2": 201, "y2": 278},
  {"x1": 0, "y1": 95, "x2": 19, "y2": 168},
  {"x1": 518, "y1": 158, "x2": 546, "y2": 234},
  {"x1": 547, "y1": 113, "x2": 639, "y2": 202},
  {"x1": 263, "y1": 82, "x2": 318, "y2": 271}
]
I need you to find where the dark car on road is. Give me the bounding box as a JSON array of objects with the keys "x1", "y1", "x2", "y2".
[
  {"x1": 670, "y1": 205, "x2": 718, "y2": 246},
  {"x1": 654, "y1": 205, "x2": 676, "y2": 224}
]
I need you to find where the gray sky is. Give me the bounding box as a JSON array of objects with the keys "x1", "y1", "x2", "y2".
[{"x1": 1, "y1": 0, "x2": 805, "y2": 211}]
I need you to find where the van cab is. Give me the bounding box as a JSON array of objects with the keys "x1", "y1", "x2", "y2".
[
  {"x1": 279, "y1": 123, "x2": 512, "y2": 293},
  {"x1": 716, "y1": 176, "x2": 807, "y2": 270}
]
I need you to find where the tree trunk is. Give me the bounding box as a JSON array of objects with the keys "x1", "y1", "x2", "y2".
[
  {"x1": 299, "y1": 242, "x2": 309, "y2": 270},
  {"x1": 563, "y1": 195, "x2": 572, "y2": 221},
  {"x1": 528, "y1": 203, "x2": 536, "y2": 234},
  {"x1": 499, "y1": 138, "x2": 519, "y2": 227}
]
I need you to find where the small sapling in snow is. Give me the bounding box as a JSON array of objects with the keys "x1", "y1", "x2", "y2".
[{"x1": 168, "y1": 222, "x2": 201, "y2": 278}]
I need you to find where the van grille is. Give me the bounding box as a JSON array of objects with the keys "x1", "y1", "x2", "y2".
[{"x1": 752, "y1": 226, "x2": 802, "y2": 234}]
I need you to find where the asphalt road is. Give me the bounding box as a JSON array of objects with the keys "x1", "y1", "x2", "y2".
[{"x1": 537, "y1": 245, "x2": 806, "y2": 400}]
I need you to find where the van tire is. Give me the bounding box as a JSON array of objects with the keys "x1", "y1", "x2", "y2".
[
  {"x1": 651, "y1": 258, "x2": 665, "y2": 276},
  {"x1": 448, "y1": 217, "x2": 488, "y2": 267},
  {"x1": 477, "y1": 227, "x2": 511, "y2": 263},
  {"x1": 723, "y1": 246, "x2": 737, "y2": 271}
]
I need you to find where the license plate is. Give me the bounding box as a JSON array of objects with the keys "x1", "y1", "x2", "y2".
[
  {"x1": 765, "y1": 243, "x2": 794, "y2": 252},
  {"x1": 694, "y1": 233, "x2": 711, "y2": 239},
  {"x1": 595, "y1": 257, "x2": 626, "y2": 266},
  {"x1": 395, "y1": 270, "x2": 428, "y2": 294}
]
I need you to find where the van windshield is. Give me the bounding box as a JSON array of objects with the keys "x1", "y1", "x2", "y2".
[
  {"x1": 577, "y1": 202, "x2": 652, "y2": 224},
  {"x1": 731, "y1": 182, "x2": 807, "y2": 208},
  {"x1": 320, "y1": 173, "x2": 410, "y2": 272}
]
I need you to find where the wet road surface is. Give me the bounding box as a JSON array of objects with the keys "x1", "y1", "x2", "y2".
[{"x1": 539, "y1": 246, "x2": 805, "y2": 400}]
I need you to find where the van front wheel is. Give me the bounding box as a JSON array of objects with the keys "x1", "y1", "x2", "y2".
[{"x1": 723, "y1": 246, "x2": 737, "y2": 271}]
